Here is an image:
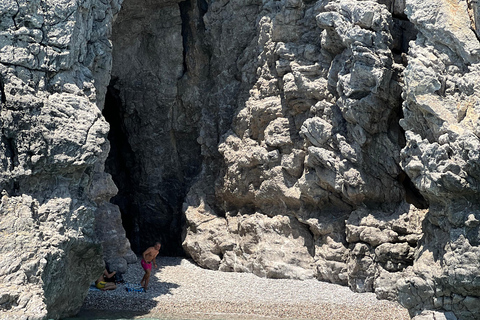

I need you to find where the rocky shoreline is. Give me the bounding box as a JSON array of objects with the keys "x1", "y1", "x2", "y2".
[{"x1": 78, "y1": 257, "x2": 410, "y2": 319}]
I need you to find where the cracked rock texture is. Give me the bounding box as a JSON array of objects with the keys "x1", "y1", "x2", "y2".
[
  {"x1": 2, "y1": 0, "x2": 480, "y2": 319},
  {"x1": 398, "y1": 0, "x2": 480, "y2": 319},
  {"x1": 176, "y1": 0, "x2": 480, "y2": 319},
  {"x1": 0, "y1": 0, "x2": 134, "y2": 319}
]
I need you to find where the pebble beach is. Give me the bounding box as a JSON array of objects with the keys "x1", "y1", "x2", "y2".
[{"x1": 79, "y1": 256, "x2": 411, "y2": 320}]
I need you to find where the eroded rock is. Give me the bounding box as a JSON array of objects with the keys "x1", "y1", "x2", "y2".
[
  {"x1": 3, "y1": 0, "x2": 480, "y2": 319},
  {"x1": 179, "y1": 0, "x2": 480, "y2": 319},
  {"x1": 0, "y1": 0, "x2": 132, "y2": 318}
]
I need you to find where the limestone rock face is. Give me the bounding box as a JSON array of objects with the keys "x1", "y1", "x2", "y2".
[
  {"x1": 395, "y1": 0, "x2": 480, "y2": 319},
  {"x1": 178, "y1": 0, "x2": 480, "y2": 319},
  {"x1": 4, "y1": 0, "x2": 480, "y2": 318},
  {"x1": 184, "y1": 0, "x2": 413, "y2": 284},
  {"x1": 0, "y1": 0, "x2": 133, "y2": 318}
]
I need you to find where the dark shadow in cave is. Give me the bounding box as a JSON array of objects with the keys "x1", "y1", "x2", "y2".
[
  {"x1": 102, "y1": 81, "x2": 196, "y2": 257},
  {"x1": 101, "y1": 0, "x2": 208, "y2": 258},
  {"x1": 102, "y1": 81, "x2": 138, "y2": 251},
  {"x1": 397, "y1": 170, "x2": 429, "y2": 209}
]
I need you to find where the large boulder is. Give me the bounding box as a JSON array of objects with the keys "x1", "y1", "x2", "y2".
[
  {"x1": 0, "y1": 0, "x2": 132, "y2": 318},
  {"x1": 184, "y1": 0, "x2": 408, "y2": 285}
]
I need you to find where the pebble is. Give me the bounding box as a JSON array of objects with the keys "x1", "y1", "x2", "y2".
[{"x1": 81, "y1": 257, "x2": 410, "y2": 319}]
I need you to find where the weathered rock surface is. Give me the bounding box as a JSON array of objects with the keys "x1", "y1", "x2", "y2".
[
  {"x1": 395, "y1": 0, "x2": 480, "y2": 319},
  {"x1": 178, "y1": 0, "x2": 480, "y2": 319},
  {"x1": 0, "y1": 0, "x2": 133, "y2": 319},
  {"x1": 2, "y1": 0, "x2": 480, "y2": 319},
  {"x1": 184, "y1": 0, "x2": 416, "y2": 285}
]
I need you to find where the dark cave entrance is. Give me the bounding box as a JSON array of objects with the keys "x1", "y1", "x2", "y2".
[
  {"x1": 102, "y1": 79, "x2": 201, "y2": 257},
  {"x1": 102, "y1": 83, "x2": 137, "y2": 253},
  {"x1": 102, "y1": 0, "x2": 204, "y2": 256}
]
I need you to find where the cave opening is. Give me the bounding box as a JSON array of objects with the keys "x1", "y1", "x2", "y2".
[
  {"x1": 102, "y1": 0, "x2": 204, "y2": 257},
  {"x1": 102, "y1": 77, "x2": 200, "y2": 257},
  {"x1": 102, "y1": 82, "x2": 137, "y2": 252},
  {"x1": 397, "y1": 170, "x2": 429, "y2": 209}
]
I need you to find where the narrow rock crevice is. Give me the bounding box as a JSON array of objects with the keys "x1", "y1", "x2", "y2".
[
  {"x1": 0, "y1": 77, "x2": 6, "y2": 104},
  {"x1": 391, "y1": 18, "x2": 417, "y2": 58},
  {"x1": 389, "y1": 11, "x2": 428, "y2": 210},
  {"x1": 6, "y1": 137, "x2": 17, "y2": 170},
  {"x1": 102, "y1": 81, "x2": 139, "y2": 248},
  {"x1": 179, "y1": 0, "x2": 191, "y2": 77}
]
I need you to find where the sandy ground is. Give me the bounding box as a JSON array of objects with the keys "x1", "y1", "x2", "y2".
[{"x1": 78, "y1": 257, "x2": 411, "y2": 320}]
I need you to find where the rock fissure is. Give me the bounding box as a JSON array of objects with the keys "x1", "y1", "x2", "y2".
[
  {"x1": 0, "y1": 77, "x2": 6, "y2": 104},
  {"x1": 179, "y1": 0, "x2": 191, "y2": 77}
]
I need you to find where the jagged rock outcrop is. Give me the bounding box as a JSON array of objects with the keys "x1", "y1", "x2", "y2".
[
  {"x1": 184, "y1": 0, "x2": 414, "y2": 282},
  {"x1": 2, "y1": 0, "x2": 480, "y2": 319},
  {"x1": 396, "y1": 0, "x2": 480, "y2": 319},
  {"x1": 179, "y1": 0, "x2": 480, "y2": 319},
  {"x1": 0, "y1": 0, "x2": 134, "y2": 318},
  {"x1": 183, "y1": 0, "x2": 417, "y2": 283}
]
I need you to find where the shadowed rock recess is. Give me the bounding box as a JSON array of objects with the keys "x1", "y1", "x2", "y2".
[{"x1": 1, "y1": 0, "x2": 480, "y2": 319}]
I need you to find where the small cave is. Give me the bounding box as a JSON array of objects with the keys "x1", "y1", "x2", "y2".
[
  {"x1": 391, "y1": 14, "x2": 418, "y2": 65},
  {"x1": 397, "y1": 171, "x2": 429, "y2": 209}
]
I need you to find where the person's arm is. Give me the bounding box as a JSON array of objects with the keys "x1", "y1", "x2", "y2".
[
  {"x1": 143, "y1": 247, "x2": 152, "y2": 261},
  {"x1": 153, "y1": 244, "x2": 161, "y2": 268},
  {"x1": 104, "y1": 270, "x2": 116, "y2": 278}
]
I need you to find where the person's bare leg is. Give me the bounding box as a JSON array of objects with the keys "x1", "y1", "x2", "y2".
[
  {"x1": 102, "y1": 282, "x2": 116, "y2": 291},
  {"x1": 140, "y1": 273, "x2": 146, "y2": 287},
  {"x1": 143, "y1": 269, "x2": 151, "y2": 291}
]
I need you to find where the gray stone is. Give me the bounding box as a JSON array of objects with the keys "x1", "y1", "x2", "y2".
[
  {"x1": 3, "y1": 0, "x2": 480, "y2": 319},
  {"x1": 184, "y1": 0, "x2": 409, "y2": 289},
  {"x1": 396, "y1": 0, "x2": 480, "y2": 318},
  {"x1": 300, "y1": 117, "x2": 333, "y2": 147},
  {"x1": 412, "y1": 310, "x2": 458, "y2": 320},
  {"x1": 0, "y1": 0, "x2": 130, "y2": 318}
]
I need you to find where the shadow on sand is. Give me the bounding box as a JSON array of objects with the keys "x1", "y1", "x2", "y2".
[{"x1": 64, "y1": 257, "x2": 183, "y2": 320}]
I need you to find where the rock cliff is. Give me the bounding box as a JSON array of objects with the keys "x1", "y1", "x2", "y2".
[
  {"x1": 1, "y1": 0, "x2": 480, "y2": 319},
  {"x1": 177, "y1": 0, "x2": 480, "y2": 319},
  {"x1": 0, "y1": 0, "x2": 134, "y2": 319}
]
